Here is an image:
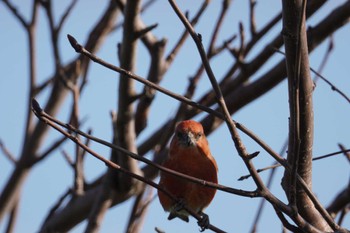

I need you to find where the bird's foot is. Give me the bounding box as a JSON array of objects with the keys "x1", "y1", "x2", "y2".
[{"x1": 197, "y1": 212, "x2": 210, "y2": 232}]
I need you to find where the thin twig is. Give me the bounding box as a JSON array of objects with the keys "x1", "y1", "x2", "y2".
[
  {"x1": 33, "y1": 135, "x2": 68, "y2": 164},
  {"x1": 126, "y1": 188, "x2": 154, "y2": 233},
  {"x1": 155, "y1": 227, "x2": 166, "y2": 233},
  {"x1": 207, "y1": 0, "x2": 231, "y2": 57},
  {"x1": 311, "y1": 67, "x2": 350, "y2": 104},
  {"x1": 0, "y1": 140, "x2": 16, "y2": 164},
  {"x1": 41, "y1": 189, "x2": 72, "y2": 225},
  {"x1": 79, "y1": 129, "x2": 92, "y2": 160},
  {"x1": 273, "y1": 206, "x2": 301, "y2": 233},
  {"x1": 313, "y1": 36, "x2": 334, "y2": 82},
  {"x1": 3, "y1": 0, "x2": 28, "y2": 27},
  {"x1": 164, "y1": 0, "x2": 210, "y2": 69},
  {"x1": 249, "y1": 0, "x2": 257, "y2": 36},
  {"x1": 337, "y1": 205, "x2": 350, "y2": 226},
  {"x1": 61, "y1": 150, "x2": 74, "y2": 167},
  {"x1": 275, "y1": 47, "x2": 350, "y2": 105},
  {"x1": 249, "y1": 139, "x2": 288, "y2": 233},
  {"x1": 240, "y1": 148, "x2": 350, "y2": 181},
  {"x1": 110, "y1": 0, "x2": 157, "y2": 33},
  {"x1": 70, "y1": 84, "x2": 84, "y2": 195},
  {"x1": 338, "y1": 144, "x2": 350, "y2": 163},
  {"x1": 57, "y1": 0, "x2": 78, "y2": 33}
]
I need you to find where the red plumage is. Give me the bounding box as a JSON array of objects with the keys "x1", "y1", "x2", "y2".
[{"x1": 158, "y1": 120, "x2": 218, "y2": 222}]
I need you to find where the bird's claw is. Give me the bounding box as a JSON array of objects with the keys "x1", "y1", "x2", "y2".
[{"x1": 197, "y1": 212, "x2": 210, "y2": 232}]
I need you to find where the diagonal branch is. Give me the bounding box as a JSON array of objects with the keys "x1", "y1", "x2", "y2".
[
  {"x1": 0, "y1": 140, "x2": 17, "y2": 164},
  {"x1": 2, "y1": 0, "x2": 29, "y2": 28},
  {"x1": 163, "y1": 0, "x2": 210, "y2": 70},
  {"x1": 125, "y1": 188, "x2": 154, "y2": 233}
]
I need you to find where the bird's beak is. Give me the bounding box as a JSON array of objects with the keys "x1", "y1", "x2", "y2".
[{"x1": 184, "y1": 132, "x2": 196, "y2": 146}]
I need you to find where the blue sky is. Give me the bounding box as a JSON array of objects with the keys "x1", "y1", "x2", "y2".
[{"x1": 1, "y1": 1, "x2": 350, "y2": 232}]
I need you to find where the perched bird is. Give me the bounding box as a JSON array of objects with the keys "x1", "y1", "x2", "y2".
[{"x1": 158, "y1": 120, "x2": 218, "y2": 224}]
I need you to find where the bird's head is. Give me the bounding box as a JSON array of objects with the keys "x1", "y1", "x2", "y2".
[{"x1": 174, "y1": 120, "x2": 205, "y2": 147}]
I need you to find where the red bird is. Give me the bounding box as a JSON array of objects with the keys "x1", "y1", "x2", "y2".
[{"x1": 158, "y1": 120, "x2": 218, "y2": 224}]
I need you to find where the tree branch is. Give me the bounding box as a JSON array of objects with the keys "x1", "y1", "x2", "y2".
[{"x1": 281, "y1": 0, "x2": 334, "y2": 231}]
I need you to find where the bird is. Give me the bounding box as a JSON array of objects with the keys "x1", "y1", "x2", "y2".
[{"x1": 158, "y1": 120, "x2": 218, "y2": 226}]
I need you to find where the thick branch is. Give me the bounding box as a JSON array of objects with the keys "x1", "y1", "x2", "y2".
[
  {"x1": 85, "y1": 1, "x2": 142, "y2": 232},
  {"x1": 281, "y1": 0, "x2": 331, "y2": 231}
]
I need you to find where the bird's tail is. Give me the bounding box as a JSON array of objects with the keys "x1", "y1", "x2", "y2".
[{"x1": 168, "y1": 210, "x2": 189, "y2": 222}]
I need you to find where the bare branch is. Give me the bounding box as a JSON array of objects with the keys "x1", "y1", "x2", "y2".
[
  {"x1": 3, "y1": 0, "x2": 29, "y2": 28},
  {"x1": 337, "y1": 206, "x2": 350, "y2": 226},
  {"x1": 207, "y1": 0, "x2": 232, "y2": 57},
  {"x1": 282, "y1": 0, "x2": 328, "y2": 229},
  {"x1": 41, "y1": 188, "x2": 72, "y2": 227},
  {"x1": 274, "y1": 43, "x2": 350, "y2": 106},
  {"x1": 164, "y1": 0, "x2": 210, "y2": 70},
  {"x1": 69, "y1": 84, "x2": 85, "y2": 195},
  {"x1": 61, "y1": 150, "x2": 74, "y2": 167},
  {"x1": 109, "y1": 0, "x2": 157, "y2": 33},
  {"x1": 33, "y1": 136, "x2": 67, "y2": 164},
  {"x1": 135, "y1": 23, "x2": 158, "y2": 39},
  {"x1": 327, "y1": 184, "x2": 350, "y2": 219},
  {"x1": 240, "y1": 148, "x2": 350, "y2": 181},
  {"x1": 135, "y1": 39, "x2": 167, "y2": 135},
  {"x1": 56, "y1": 0, "x2": 78, "y2": 33},
  {"x1": 4, "y1": 201, "x2": 18, "y2": 233},
  {"x1": 126, "y1": 188, "x2": 154, "y2": 233},
  {"x1": 311, "y1": 67, "x2": 350, "y2": 104},
  {"x1": 273, "y1": 206, "x2": 302, "y2": 233},
  {"x1": 249, "y1": 139, "x2": 288, "y2": 233},
  {"x1": 0, "y1": 140, "x2": 17, "y2": 164},
  {"x1": 249, "y1": 0, "x2": 257, "y2": 36},
  {"x1": 313, "y1": 36, "x2": 334, "y2": 82},
  {"x1": 339, "y1": 144, "x2": 350, "y2": 163},
  {"x1": 326, "y1": 144, "x2": 350, "y2": 220},
  {"x1": 84, "y1": 1, "x2": 141, "y2": 229}
]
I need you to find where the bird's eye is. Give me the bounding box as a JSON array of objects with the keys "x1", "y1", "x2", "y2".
[
  {"x1": 176, "y1": 132, "x2": 183, "y2": 138},
  {"x1": 196, "y1": 132, "x2": 203, "y2": 139}
]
